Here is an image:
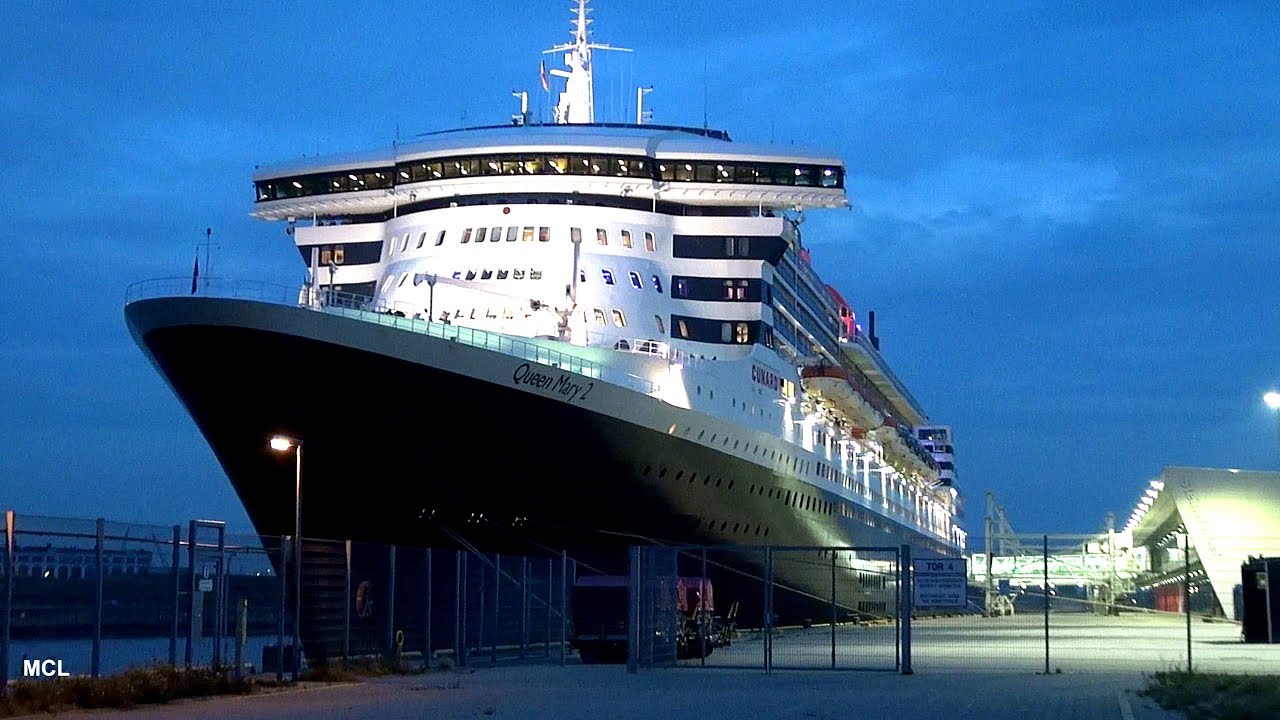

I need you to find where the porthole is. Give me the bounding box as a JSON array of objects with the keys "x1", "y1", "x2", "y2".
[
  {"x1": 689, "y1": 473, "x2": 698, "y2": 484},
  {"x1": 641, "y1": 465, "x2": 651, "y2": 476},
  {"x1": 703, "y1": 476, "x2": 711, "y2": 486},
  {"x1": 719, "y1": 522, "x2": 728, "y2": 532},
  {"x1": 727, "y1": 480, "x2": 734, "y2": 491},
  {"x1": 715, "y1": 478, "x2": 722, "y2": 488},
  {"x1": 658, "y1": 467, "x2": 668, "y2": 479},
  {"x1": 675, "y1": 470, "x2": 684, "y2": 481}
]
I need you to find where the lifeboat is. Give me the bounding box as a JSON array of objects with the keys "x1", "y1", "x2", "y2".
[{"x1": 800, "y1": 364, "x2": 885, "y2": 431}]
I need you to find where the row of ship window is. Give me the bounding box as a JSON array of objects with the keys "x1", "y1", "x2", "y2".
[
  {"x1": 384, "y1": 226, "x2": 661, "y2": 256},
  {"x1": 254, "y1": 153, "x2": 844, "y2": 202},
  {"x1": 305, "y1": 234, "x2": 788, "y2": 271}
]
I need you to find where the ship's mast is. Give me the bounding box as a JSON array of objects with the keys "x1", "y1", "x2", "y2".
[{"x1": 543, "y1": 0, "x2": 630, "y2": 124}]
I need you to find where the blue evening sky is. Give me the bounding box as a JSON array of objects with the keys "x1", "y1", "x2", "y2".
[{"x1": 1, "y1": 1, "x2": 1276, "y2": 536}]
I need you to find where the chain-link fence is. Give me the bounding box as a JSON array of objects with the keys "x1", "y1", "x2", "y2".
[
  {"x1": 1, "y1": 511, "x2": 574, "y2": 689},
  {"x1": 627, "y1": 545, "x2": 906, "y2": 672},
  {"x1": 626, "y1": 536, "x2": 1280, "y2": 675}
]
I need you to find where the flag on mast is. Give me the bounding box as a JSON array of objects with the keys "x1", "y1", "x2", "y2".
[
  {"x1": 191, "y1": 255, "x2": 199, "y2": 294},
  {"x1": 540, "y1": 59, "x2": 549, "y2": 92}
]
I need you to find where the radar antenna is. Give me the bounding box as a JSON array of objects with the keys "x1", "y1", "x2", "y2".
[{"x1": 542, "y1": 0, "x2": 631, "y2": 124}]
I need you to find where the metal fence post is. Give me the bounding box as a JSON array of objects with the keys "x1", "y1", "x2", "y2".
[
  {"x1": 764, "y1": 546, "x2": 773, "y2": 673},
  {"x1": 560, "y1": 550, "x2": 567, "y2": 665},
  {"x1": 900, "y1": 544, "x2": 912, "y2": 675},
  {"x1": 213, "y1": 529, "x2": 226, "y2": 670},
  {"x1": 477, "y1": 554, "x2": 486, "y2": 665},
  {"x1": 1184, "y1": 532, "x2": 1192, "y2": 674},
  {"x1": 187, "y1": 521, "x2": 197, "y2": 670},
  {"x1": 492, "y1": 553, "x2": 500, "y2": 665},
  {"x1": 700, "y1": 547, "x2": 708, "y2": 666},
  {"x1": 1, "y1": 510, "x2": 14, "y2": 694},
  {"x1": 386, "y1": 545, "x2": 397, "y2": 661},
  {"x1": 1043, "y1": 534, "x2": 1050, "y2": 675},
  {"x1": 831, "y1": 548, "x2": 837, "y2": 669},
  {"x1": 544, "y1": 558, "x2": 551, "y2": 658},
  {"x1": 169, "y1": 525, "x2": 180, "y2": 666},
  {"x1": 343, "y1": 540, "x2": 351, "y2": 662},
  {"x1": 520, "y1": 557, "x2": 528, "y2": 660},
  {"x1": 457, "y1": 551, "x2": 468, "y2": 667},
  {"x1": 275, "y1": 538, "x2": 286, "y2": 682},
  {"x1": 453, "y1": 551, "x2": 462, "y2": 665},
  {"x1": 627, "y1": 545, "x2": 640, "y2": 674},
  {"x1": 424, "y1": 548, "x2": 432, "y2": 667},
  {"x1": 235, "y1": 598, "x2": 248, "y2": 680},
  {"x1": 92, "y1": 518, "x2": 104, "y2": 678}
]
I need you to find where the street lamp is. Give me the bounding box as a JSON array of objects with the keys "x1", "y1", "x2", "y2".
[{"x1": 269, "y1": 434, "x2": 303, "y2": 681}]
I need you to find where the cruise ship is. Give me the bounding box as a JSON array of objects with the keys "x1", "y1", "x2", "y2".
[{"x1": 125, "y1": 2, "x2": 965, "y2": 616}]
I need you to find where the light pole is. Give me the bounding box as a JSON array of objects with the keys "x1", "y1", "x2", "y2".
[{"x1": 270, "y1": 435, "x2": 303, "y2": 681}]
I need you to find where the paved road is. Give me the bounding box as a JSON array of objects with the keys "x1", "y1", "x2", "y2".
[
  {"x1": 58, "y1": 612, "x2": 1280, "y2": 719},
  {"x1": 69, "y1": 665, "x2": 1177, "y2": 720}
]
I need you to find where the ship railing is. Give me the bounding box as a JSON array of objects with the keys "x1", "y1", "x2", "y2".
[{"x1": 125, "y1": 277, "x2": 658, "y2": 394}]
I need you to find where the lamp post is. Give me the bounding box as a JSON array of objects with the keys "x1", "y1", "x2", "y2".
[{"x1": 270, "y1": 435, "x2": 303, "y2": 681}]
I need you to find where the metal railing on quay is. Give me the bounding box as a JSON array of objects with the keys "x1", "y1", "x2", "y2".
[{"x1": 1, "y1": 510, "x2": 579, "y2": 690}]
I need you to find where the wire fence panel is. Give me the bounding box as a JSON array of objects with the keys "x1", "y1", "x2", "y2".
[{"x1": 629, "y1": 545, "x2": 902, "y2": 672}]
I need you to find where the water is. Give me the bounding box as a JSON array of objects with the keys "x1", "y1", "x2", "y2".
[{"x1": 6, "y1": 635, "x2": 278, "y2": 679}]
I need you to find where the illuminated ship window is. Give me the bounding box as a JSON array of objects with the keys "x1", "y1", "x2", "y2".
[
  {"x1": 320, "y1": 248, "x2": 332, "y2": 265},
  {"x1": 490, "y1": 226, "x2": 501, "y2": 242},
  {"x1": 645, "y1": 232, "x2": 656, "y2": 252},
  {"x1": 475, "y1": 228, "x2": 487, "y2": 243},
  {"x1": 506, "y1": 226, "x2": 518, "y2": 242},
  {"x1": 593, "y1": 308, "x2": 607, "y2": 325},
  {"x1": 530, "y1": 269, "x2": 543, "y2": 280},
  {"x1": 720, "y1": 323, "x2": 731, "y2": 342},
  {"x1": 596, "y1": 228, "x2": 608, "y2": 246},
  {"x1": 628, "y1": 272, "x2": 642, "y2": 289},
  {"x1": 602, "y1": 269, "x2": 615, "y2": 285},
  {"x1": 612, "y1": 309, "x2": 626, "y2": 327},
  {"x1": 539, "y1": 226, "x2": 551, "y2": 242},
  {"x1": 461, "y1": 228, "x2": 472, "y2": 244},
  {"x1": 620, "y1": 229, "x2": 632, "y2": 248},
  {"x1": 513, "y1": 269, "x2": 525, "y2": 279},
  {"x1": 522, "y1": 226, "x2": 535, "y2": 242},
  {"x1": 436, "y1": 230, "x2": 446, "y2": 246},
  {"x1": 654, "y1": 315, "x2": 664, "y2": 334},
  {"x1": 735, "y1": 323, "x2": 750, "y2": 343},
  {"x1": 675, "y1": 279, "x2": 689, "y2": 297},
  {"x1": 677, "y1": 320, "x2": 689, "y2": 338},
  {"x1": 570, "y1": 227, "x2": 582, "y2": 244}
]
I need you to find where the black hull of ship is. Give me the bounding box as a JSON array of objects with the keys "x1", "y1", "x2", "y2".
[{"x1": 125, "y1": 297, "x2": 955, "y2": 653}]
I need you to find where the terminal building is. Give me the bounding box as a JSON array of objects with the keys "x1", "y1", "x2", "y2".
[{"x1": 1122, "y1": 466, "x2": 1280, "y2": 619}]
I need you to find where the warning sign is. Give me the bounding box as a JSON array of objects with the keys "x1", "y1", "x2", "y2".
[{"x1": 913, "y1": 557, "x2": 967, "y2": 608}]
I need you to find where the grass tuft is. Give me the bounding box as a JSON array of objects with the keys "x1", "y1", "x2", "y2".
[
  {"x1": 0, "y1": 665, "x2": 265, "y2": 717},
  {"x1": 1143, "y1": 671, "x2": 1280, "y2": 720}
]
